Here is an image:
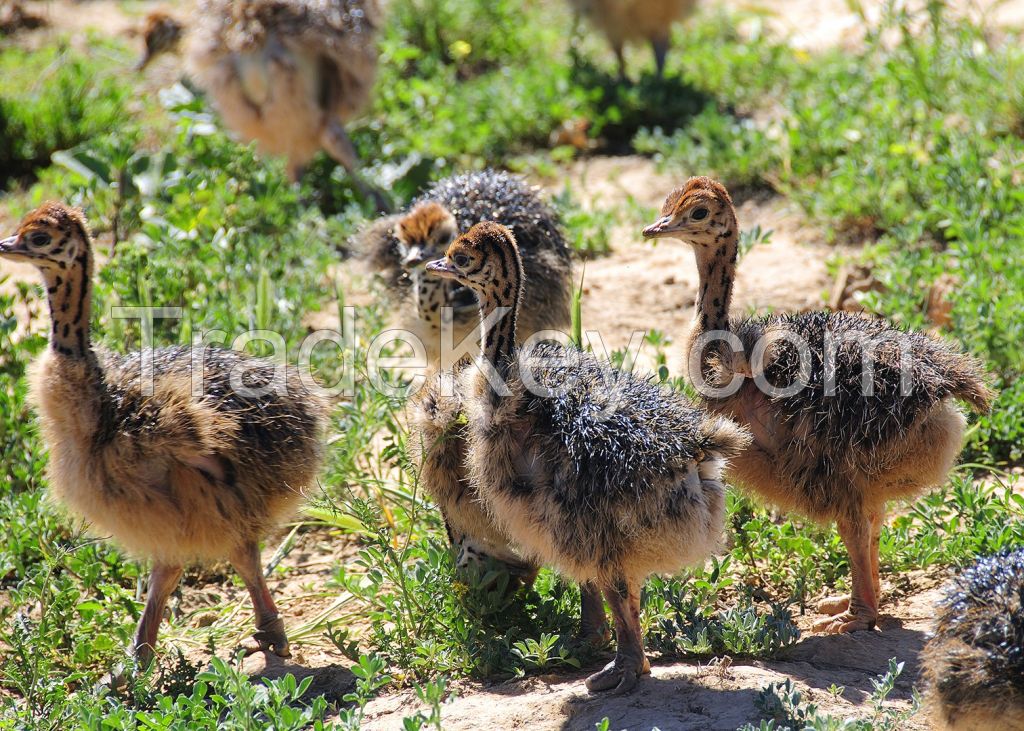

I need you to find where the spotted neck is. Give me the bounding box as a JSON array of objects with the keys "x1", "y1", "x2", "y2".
[
  {"x1": 692, "y1": 241, "x2": 736, "y2": 337},
  {"x1": 687, "y1": 218, "x2": 738, "y2": 377},
  {"x1": 475, "y1": 253, "x2": 523, "y2": 383},
  {"x1": 43, "y1": 244, "x2": 94, "y2": 359}
]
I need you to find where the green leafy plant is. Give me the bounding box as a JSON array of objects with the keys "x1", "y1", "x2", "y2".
[
  {"x1": 0, "y1": 40, "x2": 131, "y2": 183},
  {"x1": 740, "y1": 659, "x2": 919, "y2": 731}
]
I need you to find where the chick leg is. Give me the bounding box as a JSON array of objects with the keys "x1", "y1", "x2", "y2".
[
  {"x1": 133, "y1": 563, "x2": 184, "y2": 668},
  {"x1": 229, "y1": 541, "x2": 291, "y2": 657},
  {"x1": 578, "y1": 581, "x2": 610, "y2": 646},
  {"x1": 585, "y1": 577, "x2": 650, "y2": 694},
  {"x1": 613, "y1": 43, "x2": 629, "y2": 82},
  {"x1": 814, "y1": 516, "x2": 878, "y2": 633},
  {"x1": 321, "y1": 119, "x2": 392, "y2": 212},
  {"x1": 286, "y1": 162, "x2": 306, "y2": 183},
  {"x1": 651, "y1": 36, "x2": 670, "y2": 77},
  {"x1": 816, "y1": 508, "x2": 885, "y2": 617}
]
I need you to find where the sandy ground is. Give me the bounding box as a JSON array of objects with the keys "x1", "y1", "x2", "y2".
[
  {"x1": 233, "y1": 563, "x2": 946, "y2": 730},
  {"x1": 748, "y1": 0, "x2": 1024, "y2": 50}
]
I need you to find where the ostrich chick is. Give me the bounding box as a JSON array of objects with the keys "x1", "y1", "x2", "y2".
[
  {"x1": 424, "y1": 222, "x2": 750, "y2": 693},
  {"x1": 922, "y1": 550, "x2": 1024, "y2": 731},
  {"x1": 568, "y1": 0, "x2": 697, "y2": 77},
  {"x1": 359, "y1": 170, "x2": 572, "y2": 368},
  {"x1": 410, "y1": 368, "x2": 541, "y2": 584},
  {"x1": 138, "y1": 0, "x2": 384, "y2": 206},
  {"x1": 0, "y1": 203, "x2": 329, "y2": 667},
  {"x1": 643, "y1": 177, "x2": 993, "y2": 633}
]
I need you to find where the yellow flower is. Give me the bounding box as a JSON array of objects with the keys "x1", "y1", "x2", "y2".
[{"x1": 449, "y1": 40, "x2": 472, "y2": 61}]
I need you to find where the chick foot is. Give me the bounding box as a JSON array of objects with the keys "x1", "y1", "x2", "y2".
[
  {"x1": 240, "y1": 615, "x2": 291, "y2": 657},
  {"x1": 816, "y1": 594, "x2": 850, "y2": 616},
  {"x1": 813, "y1": 609, "x2": 877, "y2": 634},
  {"x1": 585, "y1": 655, "x2": 651, "y2": 694}
]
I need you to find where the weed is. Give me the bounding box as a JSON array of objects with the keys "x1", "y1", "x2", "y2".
[
  {"x1": 0, "y1": 40, "x2": 131, "y2": 184},
  {"x1": 740, "y1": 658, "x2": 919, "y2": 731}
]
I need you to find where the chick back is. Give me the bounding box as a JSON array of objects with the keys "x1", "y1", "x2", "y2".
[
  {"x1": 710, "y1": 311, "x2": 991, "y2": 519},
  {"x1": 188, "y1": 0, "x2": 380, "y2": 123},
  {"x1": 569, "y1": 0, "x2": 697, "y2": 45},
  {"x1": 922, "y1": 549, "x2": 1024, "y2": 730},
  {"x1": 465, "y1": 342, "x2": 749, "y2": 582},
  {"x1": 31, "y1": 345, "x2": 328, "y2": 564}
]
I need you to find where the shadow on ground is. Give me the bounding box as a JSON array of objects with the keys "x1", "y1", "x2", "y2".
[{"x1": 244, "y1": 651, "x2": 355, "y2": 706}]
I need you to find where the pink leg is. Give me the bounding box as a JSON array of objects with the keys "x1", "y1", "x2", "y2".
[
  {"x1": 322, "y1": 119, "x2": 391, "y2": 212},
  {"x1": 613, "y1": 44, "x2": 628, "y2": 81},
  {"x1": 817, "y1": 509, "x2": 884, "y2": 617},
  {"x1": 229, "y1": 541, "x2": 290, "y2": 657},
  {"x1": 585, "y1": 577, "x2": 650, "y2": 694},
  {"x1": 814, "y1": 516, "x2": 878, "y2": 634},
  {"x1": 133, "y1": 564, "x2": 184, "y2": 668}
]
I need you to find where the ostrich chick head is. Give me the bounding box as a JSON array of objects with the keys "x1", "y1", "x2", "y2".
[
  {"x1": 0, "y1": 202, "x2": 90, "y2": 273},
  {"x1": 137, "y1": 12, "x2": 184, "y2": 70},
  {"x1": 642, "y1": 176, "x2": 736, "y2": 248},
  {"x1": 396, "y1": 202, "x2": 458, "y2": 269}
]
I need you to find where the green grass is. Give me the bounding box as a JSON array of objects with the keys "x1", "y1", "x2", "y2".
[
  {"x1": 0, "y1": 0, "x2": 1022, "y2": 728},
  {"x1": 0, "y1": 39, "x2": 132, "y2": 186}
]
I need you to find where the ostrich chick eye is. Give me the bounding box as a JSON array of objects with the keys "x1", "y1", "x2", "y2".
[
  {"x1": 691, "y1": 207, "x2": 709, "y2": 221},
  {"x1": 29, "y1": 232, "x2": 52, "y2": 247},
  {"x1": 453, "y1": 254, "x2": 470, "y2": 268}
]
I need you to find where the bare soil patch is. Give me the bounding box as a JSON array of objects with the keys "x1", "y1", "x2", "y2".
[{"x1": 748, "y1": 0, "x2": 1024, "y2": 51}]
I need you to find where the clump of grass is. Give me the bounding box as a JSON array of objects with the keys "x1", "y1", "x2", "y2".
[
  {"x1": 0, "y1": 39, "x2": 131, "y2": 184},
  {"x1": 551, "y1": 186, "x2": 616, "y2": 258},
  {"x1": 643, "y1": 560, "x2": 800, "y2": 659},
  {"x1": 327, "y1": 497, "x2": 585, "y2": 681},
  {"x1": 740, "y1": 659, "x2": 919, "y2": 731}
]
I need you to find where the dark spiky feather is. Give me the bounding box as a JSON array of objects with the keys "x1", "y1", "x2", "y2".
[
  {"x1": 707, "y1": 311, "x2": 993, "y2": 514},
  {"x1": 98, "y1": 345, "x2": 327, "y2": 482},
  {"x1": 466, "y1": 339, "x2": 749, "y2": 580},
  {"x1": 722, "y1": 310, "x2": 992, "y2": 450},
  {"x1": 525, "y1": 342, "x2": 745, "y2": 501},
  {"x1": 357, "y1": 169, "x2": 572, "y2": 330},
  {"x1": 417, "y1": 170, "x2": 569, "y2": 265},
  {"x1": 923, "y1": 550, "x2": 1024, "y2": 726}
]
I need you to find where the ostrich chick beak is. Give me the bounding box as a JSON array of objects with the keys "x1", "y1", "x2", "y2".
[
  {"x1": 0, "y1": 235, "x2": 22, "y2": 255},
  {"x1": 425, "y1": 258, "x2": 457, "y2": 279},
  {"x1": 642, "y1": 216, "x2": 675, "y2": 239}
]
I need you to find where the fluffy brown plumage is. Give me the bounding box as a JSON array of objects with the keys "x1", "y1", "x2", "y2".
[
  {"x1": 138, "y1": 0, "x2": 383, "y2": 204},
  {"x1": 409, "y1": 367, "x2": 538, "y2": 583},
  {"x1": 0, "y1": 1, "x2": 46, "y2": 35},
  {"x1": 358, "y1": 169, "x2": 573, "y2": 368},
  {"x1": 421, "y1": 222, "x2": 749, "y2": 693},
  {"x1": 568, "y1": 0, "x2": 697, "y2": 76},
  {"x1": 0, "y1": 202, "x2": 329, "y2": 667},
  {"x1": 643, "y1": 176, "x2": 994, "y2": 634},
  {"x1": 922, "y1": 550, "x2": 1024, "y2": 731}
]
